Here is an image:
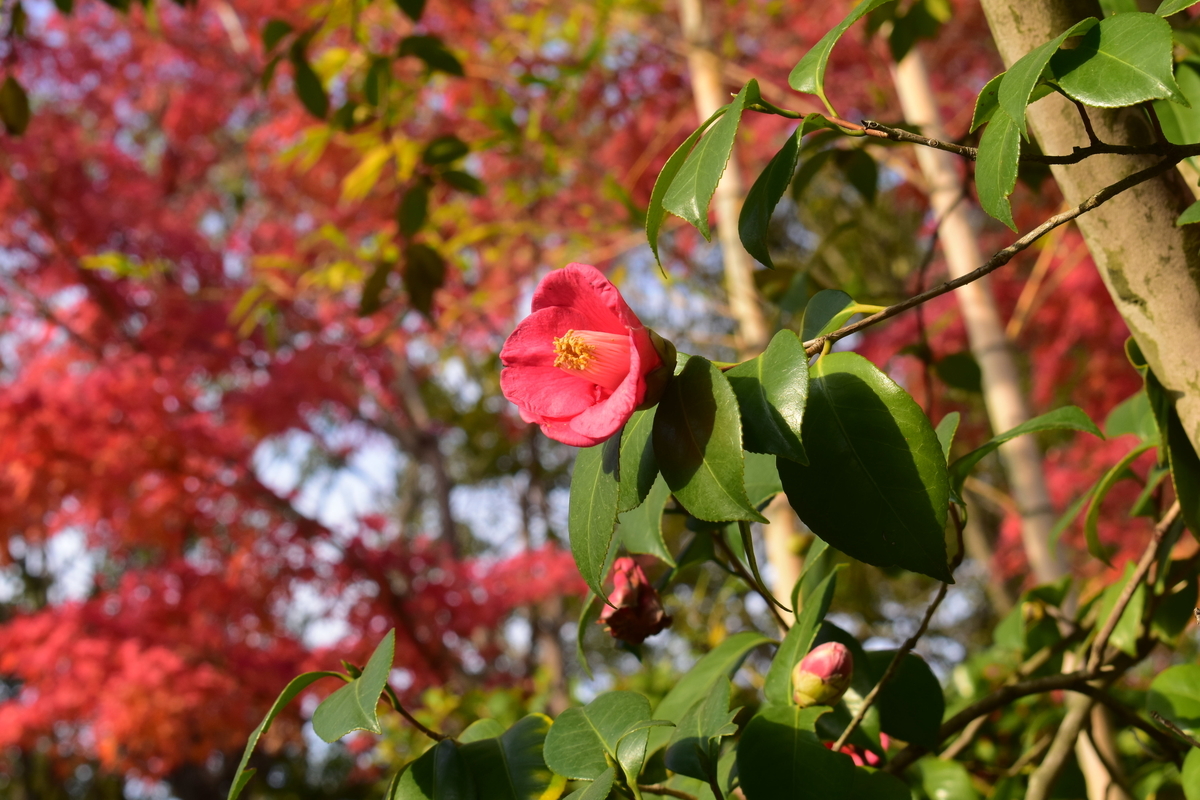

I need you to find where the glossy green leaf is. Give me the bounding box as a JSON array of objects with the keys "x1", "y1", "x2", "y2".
[
  {"x1": 764, "y1": 569, "x2": 838, "y2": 706},
  {"x1": 568, "y1": 436, "x2": 622, "y2": 598},
  {"x1": 1155, "y1": 59, "x2": 1200, "y2": 171},
  {"x1": 739, "y1": 126, "x2": 801, "y2": 268},
  {"x1": 999, "y1": 18, "x2": 1097, "y2": 139},
  {"x1": 423, "y1": 135, "x2": 469, "y2": 165},
  {"x1": 1147, "y1": 664, "x2": 1200, "y2": 739},
  {"x1": 1178, "y1": 201, "x2": 1200, "y2": 226},
  {"x1": 399, "y1": 183, "x2": 429, "y2": 237},
  {"x1": 262, "y1": 19, "x2": 293, "y2": 52},
  {"x1": 459, "y1": 715, "x2": 565, "y2": 800},
  {"x1": 1105, "y1": 389, "x2": 1159, "y2": 442},
  {"x1": 1084, "y1": 442, "x2": 1156, "y2": 563},
  {"x1": 395, "y1": 0, "x2": 426, "y2": 22},
  {"x1": 800, "y1": 289, "x2": 855, "y2": 341},
  {"x1": 398, "y1": 35, "x2": 464, "y2": 76},
  {"x1": 779, "y1": 352, "x2": 952, "y2": 582},
  {"x1": 403, "y1": 243, "x2": 447, "y2": 317},
  {"x1": 290, "y1": 52, "x2": 328, "y2": 119},
  {"x1": 663, "y1": 82, "x2": 754, "y2": 241},
  {"x1": 618, "y1": 475, "x2": 675, "y2": 566},
  {"x1": 836, "y1": 149, "x2": 877, "y2": 204},
  {"x1": 949, "y1": 405, "x2": 1103, "y2": 496},
  {"x1": 914, "y1": 758, "x2": 981, "y2": 800},
  {"x1": 653, "y1": 356, "x2": 765, "y2": 523},
  {"x1": 743, "y1": 451, "x2": 783, "y2": 507},
  {"x1": 544, "y1": 691, "x2": 653, "y2": 780},
  {"x1": 576, "y1": 593, "x2": 600, "y2": 679},
  {"x1": 617, "y1": 408, "x2": 658, "y2": 513},
  {"x1": 738, "y1": 705, "x2": 855, "y2": 800},
  {"x1": 312, "y1": 629, "x2": 395, "y2": 741},
  {"x1": 565, "y1": 767, "x2": 614, "y2": 800},
  {"x1": 725, "y1": 330, "x2": 809, "y2": 464},
  {"x1": 460, "y1": 718, "x2": 506, "y2": 743},
  {"x1": 975, "y1": 107, "x2": 1019, "y2": 230},
  {"x1": 647, "y1": 108, "x2": 726, "y2": 265},
  {"x1": 866, "y1": 651, "x2": 944, "y2": 749},
  {"x1": 1183, "y1": 746, "x2": 1200, "y2": 800},
  {"x1": 847, "y1": 767, "x2": 910, "y2": 800},
  {"x1": 394, "y1": 739, "x2": 476, "y2": 800},
  {"x1": 971, "y1": 73, "x2": 1005, "y2": 133},
  {"x1": 788, "y1": 0, "x2": 899, "y2": 115},
  {"x1": 227, "y1": 671, "x2": 344, "y2": 800},
  {"x1": 1050, "y1": 13, "x2": 1185, "y2": 108},
  {"x1": 935, "y1": 412, "x2": 960, "y2": 463},
  {"x1": 665, "y1": 678, "x2": 738, "y2": 783},
  {"x1": 649, "y1": 631, "x2": 771, "y2": 755}
]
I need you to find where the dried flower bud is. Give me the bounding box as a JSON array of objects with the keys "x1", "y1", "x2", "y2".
[
  {"x1": 791, "y1": 642, "x2": 853, "y2": 708},
  {"x1": 598, "y1": 557, "x2": 672, "y2": 645}
]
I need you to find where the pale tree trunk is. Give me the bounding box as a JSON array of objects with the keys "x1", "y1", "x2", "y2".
[
  {"x1": 981, "y1": 0, "x2": 1200, "y2": 456},
  {"x1": 678, "y1": 0, "x2": 801, "y2": 625},
  {"x1": 891, "y1": 51, "x2": 1067, "y2": 585}
]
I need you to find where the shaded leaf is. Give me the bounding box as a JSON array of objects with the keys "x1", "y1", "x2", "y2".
[
  {"x1": 0, "y1": 75, "x2": 32, "y2": 136},
  {"x1": 935, "y1": 351, "x2": 982, "y2": 393},
  {"x1": 395, "y1": 0, "x2": 426, "y2": 22},
  {"x1": 800, "y1": 289, "x2": 855, "y2": 341},
  {"x1": 1147, "y1": 664, "x2": 1200, "y2": 739},
  {"x1": 365, "y1": 57, "x2": 392, "y2": 107},
  {"x1": 725, "y1": 330, "x2": 809, "y2": 464},
  {"x1": 290, "y1": 50, "x2": 328, "y2": 119},
  {"x1": 738, "y1": 705, "x2": 854, "y2": 800},
  {"x1": 459, "y1": 715, "x2": 566, "y2": 800},
  {"x1": 262, "y1": 19, "x2": 293, "y2": 52},
  {"x1": 568, "y1": 436, "x2": 622, "y2": 598},
  {"x1": 1084, "y1": 443, "x2": 1155, "y2": 563},
  {"x1": 764, "y1": 568, "x2": 838, "y2": 706},
  {"x1": 739, "y1": 127, "x2": 801, "y2": 268},
  {"x1": 423, "y1": 135, "x2": 469, "y2": 165},
  {"x1": 394, "y1": 739, "x2": 476, "y2": 800},
  {"x1": 360, "y1": 260, "x2": 394, "y2": 316},
  {"x1": 618, "y1": 475, "x2": 675, "y2": 566},
  {"x1": 403, "y1": 243, "x2": 447, "y2": 317},
  {"x1": 442, "y1": 170, "x2": 485, "y2": 195},
  {"x1": 866, "y1": 651, "x2": 944, "y2": 749},
  {"x1": 665, "y1": 679, "x2": 738, "y2": 783},
  {"x1": 399, "y1": 182, "x2": 429, "y2": 238},
  {"x1": 617, "y1": 408, "x2": 658, "y2": 513},
  {"x1": 399, "y1": 35, "x2": 464, "y2": 76}
]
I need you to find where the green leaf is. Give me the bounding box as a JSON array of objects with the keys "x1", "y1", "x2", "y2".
[
  {"x1": 1155, "y1": 59, "x2": 1200, "y2": 171},
  {"x1": 663, "y1": 81, "x2": 754, "y2": 241},
  {"x1": 394, "y1": 739, "x2": 476, "y2": 800},
  {"x1": 725, "y1": 330, "x2": 809, "y2": 464},
  {"x1": 791, "y1": 148, "x2": 834, "y2": 203},
  {"x1": 290, "y1": 50, "x2": 329, "y2": 119},
  {"x1": 778, "y1": 352, "x2": 952, "y2": 582},
  {"x1": 460, "y1": 718, "x2": 506, "y2": 743},
  {"x1": 365, "y1": 57, "x2": 392, "y2": 107},
  {"x1": 1165, "y1": 396, "x2": 1200, "y2": 539},
  {"x1": 568, "y1": 436, "x2": 623, "y2": 598},
  {"x1": 1050, "y1": 13, "x2": 1186, "y2": 108},
  {"x1": 576, "y1": 593, "x2": 601, "y2": 679},
  {"x1": 1092, "y1": 561, "x2": 1147, "y2": 656},
  {"x1": 227, "y1": 671, "x2": 344, "y2": 800},
  {"x1": 618, "y1": 475, "x2": 675, "y2": 566},
  {"x1": 1084, "y1": 442, "x2": 1156, "y2": 563},
  {"x1": 398, "y1": 35, "x2": 464, "y2": 76},
  {"x1": 403, "y1": 243, "x2": 447, "y2": 317},
  {"x1": 764, "y1": 568, "x2": 838, "y2": 706},
  {"x1": 399, "y1": 182, "x2": 429, "y2": 237},
  {"x1": 312, "y1": 630, "x2": 395, "y2": 742},
  {"x1": 665, "y1": 679, "x2": 739, "y2": 783},
  {"x1": 1184, "y1": 748, "x2": 1200, "y2": 800},
  {"x1": 53, "y1": 0, "x2": 74, "y2": 13},
  {"x1": 262, "y1": 19, "x2": 293, "y2": 52},
  {"x1": 971, "y1": 73, "x2": 1005, "y2": 133},
  {"x1": 935, "y1": 351, "x2": 982, "y2": 393},
  {"x1": 866, "y1": 651, "x2": 944, "y2": 749},
  {"x1": 847, "y1": 767, "x2": 911, "y2": 800},
  {"x1": 544, "y1": 691, "x2": 655, "y2": 780},
  {"x1": 836, "y1": 149, "x2": 878, "y2": 204},
  {"x1": 800, "y1": 289, "x2": 855, "y2": 341},
  {"x1": 788, "y1": 0, "x2": 900, "y2": 116},
  {"x1": 1105, "y1": 389, "x2": 1159, "y2": 442},
  {"x1": 1147, "y1": 664, "x2": 1200, "y2": 739},
  {"x1": 618, "y1": 408, "x2": 658, "y2": 513},
  {"x1": 949, "y1": 405, "x2": 1103, "y2": 496},
  {"x1": 1159, "y1": 0, "x2": 1200, "y2": 13},
  {"x1": 935, "y1": 412, "x2": 961, "y2": 463},
  {"x1": 360, "y1": 259, "x2": 395, "y2": 316},
  {"x1": 739, "y1": 126, "x2": 801, "y2": 268},
  {"x1": 459, "y1": 715, "x2": 565, "y2": 800},
  {"x1": 975, "y1": 108, "x2": 1020, "y2": 230},
  {"x1": 1178, "y1": 201, "x2": 1200, "y2": 226},
  {"x1": 565, "y1": 767, "x2": 615, "y2": 800},
  {"x1": 653, "y1": 356, "x2": 766, "y2": 523},
  {"x1": 0, "y1": 75, "x2": 31, "y2": 136},
  {"x1": 395, "y1": 0, "x2": 426, "y2": 22},
  {"x1": 743, "y1": 451, "x2": 784, "y2": 507},
  {"x1": 738, "y1": 705, "x2": 855, "y2": 800},
  {"x1": 913, "y1": 758, "x2": 981, "y2": 800},
  {"x1": 646, "y1": 108, "x2": 727, "y2": 265},
  {"x1": 441, "y1": 170, "x2": 485, "y2": 195},
  {"x1": 423, "y1": 134, "x2": 469, "y2": 165},
  {"x1": 999, "y1": 18, "x2": 1098, "y2": 139},
  {"x1": 649, "y1": 631, "x2": 772, "y2": 755}
]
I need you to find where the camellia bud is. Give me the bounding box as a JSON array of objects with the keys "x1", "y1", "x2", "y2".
[
  {"x1": 791, "y1": 642, "x2": 854, "y2": 708},
  {"x1": 598, "y1": 557, "x2": 673, "y2": 645}
]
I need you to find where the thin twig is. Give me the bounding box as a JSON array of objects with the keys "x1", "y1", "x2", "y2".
[
  {"x1": 640, "y1": 785, "x2": 698, "y2": 800},
  {"x1": 1152, "y1": 711, "x2": 1200, "y2": 750},
  {"x1": 1087, "y1": 502, "x2": 1180, "y2": 672},
  {"x1": 1025, "y1": 693, "x2": 1094, "y2": 800},
  {"x1": 1004, "y1": 732, "x2": 1052, "y2": 777},
  {"x1": 1145, "y1": 102, "x2": 1170, "y2": 147},
  {"x1": 832, "y1": 581, "x2": 949, "y2": 751},
  {"x1": 804, "y1": 156, "x2": 1182, "y2": 357},
  {"x1": 383, "y1": 683, "x2": 448, "y2": 742},
  {"x1": 1071, "y1": 98, "x2": 1102, "y2": 147},
  {"x1": 1083, "y1": 722, "x2": 1136, "y2": 799},
  {"x1": 938, "y1": 714, "x2": 986, "y2": 761},
  {"x1": 712, "y1": 530, "x2": 789, "y2": 630},
  {"x1": 1077, "y1": 686, "x2": 1183, "y2": 755}
]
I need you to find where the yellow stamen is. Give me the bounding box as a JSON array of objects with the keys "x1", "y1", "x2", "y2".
[{"x1": 553, "y1": 330, "x2": 594, "y2": 371}]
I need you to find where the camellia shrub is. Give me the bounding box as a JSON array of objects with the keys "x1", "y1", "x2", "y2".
[{"x1": 213, "y1": 1, "x2": 1200, "y2": 799}]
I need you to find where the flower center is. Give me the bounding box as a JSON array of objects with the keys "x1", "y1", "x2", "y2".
[{"x1": 552, "y1": 329, "x2": 631, "y2": 392}]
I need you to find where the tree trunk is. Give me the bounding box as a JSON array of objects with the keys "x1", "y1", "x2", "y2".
[{"x1": 980, "y1": 0, "x2": 1200, "y2": 454}]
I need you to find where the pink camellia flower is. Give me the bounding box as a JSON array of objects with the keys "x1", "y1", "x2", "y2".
[
  {"x1": 792, "y1": 641, "x2": 854, "y2": 708},
  {"x1": 598, "y1": 557, "x2": 673, "y2": 645},
  {"x1": 500, "y1": 263, "x2": 674, "y2": 447}
]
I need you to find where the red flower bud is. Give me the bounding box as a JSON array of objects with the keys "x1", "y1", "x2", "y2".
[
  {"x1": 791, "y1": 642, "x2": 853, "y2": 708},
  {"x1": 598, "y1": 557, "x2": 672, "y2": 645}
]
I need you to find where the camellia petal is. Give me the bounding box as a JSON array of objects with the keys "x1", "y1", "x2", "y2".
[{"x1": 500, "y1": 366, "x2": 599, "y2": 420}]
